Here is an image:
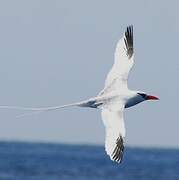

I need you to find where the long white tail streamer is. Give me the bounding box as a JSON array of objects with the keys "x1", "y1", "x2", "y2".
[
  {"x1": 0, "y1": 104, "x2": 75, "y2": 118},
  {"x1": 0, "y1": 99, "x2": 97, "y2": 118}
]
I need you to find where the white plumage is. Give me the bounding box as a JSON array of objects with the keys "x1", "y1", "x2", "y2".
[
  {"x1": 101, "y1": 105, "x2": 125, "y2": 162},
  {"x1": 0, "y1": 26, "x2": 159, "y2": 163},
  {"x1": 105, "y1": 27, "x2": 134, "y2": 90},
  {"x1": 99, "y1": 26, "x2": 134, "y2": 162}
]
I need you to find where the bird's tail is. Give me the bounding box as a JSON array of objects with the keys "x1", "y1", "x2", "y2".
[{"x1": 0, "y1": 98, "x2": 98, "y2": 118}]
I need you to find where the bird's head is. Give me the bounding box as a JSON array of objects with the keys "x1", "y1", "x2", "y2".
[{"x1": 137, "y1": 92, "x2": 159, "y2": 101}]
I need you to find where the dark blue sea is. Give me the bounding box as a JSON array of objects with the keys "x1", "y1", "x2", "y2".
[{"x1": 0, "y1": 141, "x2": 178, "y2": 180}]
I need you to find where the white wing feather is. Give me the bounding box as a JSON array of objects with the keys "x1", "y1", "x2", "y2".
[
  {"x1": 100, "y1": 26, "x2": 134, "y2": 163},
  {"x1": 101, "y1": 103, "x2": 125, "y2": 163},
  {"x1": 100, "y1": 26, "x2": 134, "y2": 95}
]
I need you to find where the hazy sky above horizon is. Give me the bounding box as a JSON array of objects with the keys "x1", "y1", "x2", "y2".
[{"x1": 0, "y1": 0, "x2": 178, "y2": 147}]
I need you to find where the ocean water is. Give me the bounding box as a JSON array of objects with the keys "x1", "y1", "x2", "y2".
[{"x1": 0, "y1": 142, "x2": 178, "y2": 180}]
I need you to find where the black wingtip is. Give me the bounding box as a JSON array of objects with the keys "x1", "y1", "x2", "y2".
[
  {"x1": 124, "y1": 25, "x2": 134, "y2": 58},
  {"x1": 111, "y1": 135, "x2": 124, "y2": 163}
]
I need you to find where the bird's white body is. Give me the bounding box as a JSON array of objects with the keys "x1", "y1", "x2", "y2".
[{"x1": 0, "y1": 26, "x2": 158, "y2": 163}]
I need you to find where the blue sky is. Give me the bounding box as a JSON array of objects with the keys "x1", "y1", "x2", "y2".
[{"x1": 0, "y1": 0, "x2": 178, "y2": 147}]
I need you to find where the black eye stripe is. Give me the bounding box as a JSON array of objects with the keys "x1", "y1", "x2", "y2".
[{"x1": 137, "y1": 93, "x2": 147, "y2": 98}]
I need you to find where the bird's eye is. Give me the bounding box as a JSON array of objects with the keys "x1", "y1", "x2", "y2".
[{"x1": 137, "y1": 93, "x2": 147, "y2": 99}]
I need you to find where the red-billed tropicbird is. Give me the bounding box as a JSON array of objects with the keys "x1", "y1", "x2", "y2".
[{"x1": 0, "y1": 26, "x2": 159, "y2": 163}]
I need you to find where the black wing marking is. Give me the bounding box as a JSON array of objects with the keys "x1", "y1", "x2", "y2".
[
  {"x1": 111, "y1": 135, "x2": 124, "y2": 163},
  {"x1": 124, "y1": 25, "x2": 133, "y2": 59}
]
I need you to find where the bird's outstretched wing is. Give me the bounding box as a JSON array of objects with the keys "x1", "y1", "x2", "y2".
[
  {"x1": 100, "y1": 25, "x2": 134, "y2": 95},
  {"x1": 101, "y1": 103, "x2": 125, "y2": 163}
]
